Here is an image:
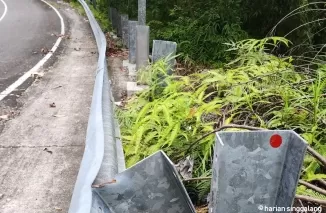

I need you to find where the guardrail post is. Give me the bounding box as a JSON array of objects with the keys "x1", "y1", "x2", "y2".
[
  {"x1": 209, "y1": 130, "x2": 307, "y2": 213},
  {"x1": 111, "y1": 8, "x2": 118, "y2": 31},
  {"x1": 121, "y1": 14, "x2": 129, "y2": 47},
  {"x1": 128, "y1": 21, "x2": 138, "y2": 64},
  {"x1": 89, "y1": 0, "x2": 96, "y2": 8},
  {"x1": 138, "y1": 0, "x2": 146, "y2": 25},
  {"x1": 109, "y1": 7, "x2": 113, "y2": 23},
  {"x1": 117, "y1": 12, "x2": 122, "y2": 37},
  {"x1": 152, "y1": 40, "x2": 177, "y2": 75},
  {"x1": 136, "y1": 25, "x2": 149, "y2": 71}
]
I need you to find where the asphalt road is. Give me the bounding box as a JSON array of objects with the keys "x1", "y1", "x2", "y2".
[
  {"x1": 0, "y1": 2, "x2": 98, "y2": 212},
  {"x1": 0, "y1": 0, "x2": 61, "y2": 93}
]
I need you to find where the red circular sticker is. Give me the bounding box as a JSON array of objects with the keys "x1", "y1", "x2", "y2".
[{"x1": 270, "y1": 134, "x2": 282, "y2": 148}]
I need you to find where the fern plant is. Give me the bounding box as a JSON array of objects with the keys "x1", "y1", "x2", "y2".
[{"x1": 117, "y1": 37, "x2": 326, "y2": 201}]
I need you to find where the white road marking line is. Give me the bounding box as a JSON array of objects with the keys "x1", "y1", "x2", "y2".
[
  {"x1": 0, "y1": 0, "x2": 65, "y2": 101},
  {"x1": 0, "y1": 0, "x2": 8, "y2": 22}
]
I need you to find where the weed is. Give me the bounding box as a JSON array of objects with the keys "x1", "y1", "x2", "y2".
[{"x1": 117, "y1": 37, "x2": 326, "y2": 201}]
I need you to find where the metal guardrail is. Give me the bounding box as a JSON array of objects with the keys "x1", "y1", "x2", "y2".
[{"x1": 68, "y1": 1, "x2": 125, "y2": 213}]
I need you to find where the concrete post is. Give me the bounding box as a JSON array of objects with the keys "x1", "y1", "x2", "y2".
[
  {"x1": 109, "y1": 7, "x2": 113, "y2": 23},
  {"x1": 136, "y1": 25, "x2": 150, "y2": 71},
  {"x1": 121, "y1": 14, "x2": 129, "y2": 47},
  {"x1": 152, "y1": 40, "x2": 177, "y2": 75},
  {"x1": 138, "y1": 0, "x2": 146, "y2": 25},
  {"x1": 111, "y1": 8, "x2": 118, "y2": 31},
  {"x1": 128, "y1": 21, "x2": 138, "y2": 64},
  {"x1": 92, "y1": 0, "x2": 97, "y2": 8},
  {"x1": 117, "y1": 13, "x2": 122, "y2": 37}
]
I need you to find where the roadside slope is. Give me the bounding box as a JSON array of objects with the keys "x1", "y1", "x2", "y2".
[{"x1": 0, "y1": 5, "x2": 97, "y2": 213}]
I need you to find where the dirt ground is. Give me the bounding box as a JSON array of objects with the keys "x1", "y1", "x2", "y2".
[{"x1": 107, "y1": 56, "x2": 128, "y2": 102}]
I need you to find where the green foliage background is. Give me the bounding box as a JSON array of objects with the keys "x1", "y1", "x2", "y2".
[
  {"x1": 70, "y1": 0, "x2": 326, "y2": 66},
  {"x1": 106, "y1": 0, "x2": 326, "y2": 66}
]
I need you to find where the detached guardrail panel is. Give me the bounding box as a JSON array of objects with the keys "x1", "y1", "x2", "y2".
[
  {"x1": 94, "y1": 151, "x2": 196, "y2": 213},
  {"x1": 210, "y1": 130, "x2": 307, "y2": 213}
]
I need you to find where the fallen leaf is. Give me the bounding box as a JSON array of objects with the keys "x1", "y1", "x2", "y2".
[
  {"x1": 54, "y1": 207, "x2": 62, "y2": 211},
  {"x1": 0, "y1": 115, "x2": 9, "y2": 121},
  {"x1": 74, "y1": 47, "x2": 81, "y2": 51},
  {"x1": 175, "y1": 156, "x2": 194, "y2": 179},
  {"x1": 52, "y1": 114, "x2": 66, "y2": 118},
  {"x1": 41, "y1": 47, "x2": 49, "y2": 54},
  {"x1": 0, "y1": 194, "x2": 4, "y2": 200},
  {"x1": 196, "y1": 205, "x2": 208, "y2": 213},
  {"x1": 187, "y1": 107, "x2": 197, "y2": 118},
  {"x1": 114, "y1": 102, "x2": 122, "y2": 106},
  {"x1": 52, "y1": 85, "x2": 62, "y2": 89},
  {"x1": 43, "y1": 148, "x2": 53, "y2": 154},
  {"x1": 31, "y1": 72, "x2": 44, "y2": 79},
  {"x1": 91, "y1": 179, "x2": 117, "y2": 188},
  {"x1": 41, "y1": 47, "x2": 53, "y2": 55},
  {"x1": 49, "y1": 103, "x2": 56, "y2": 108}
]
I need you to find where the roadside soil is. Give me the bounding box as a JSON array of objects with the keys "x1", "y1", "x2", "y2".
[
  {"x1": 106, "y1": 34, "x2": 129, "y2": 103},
  {"x1": 107, "y1": 56, "x2": 128, "y2": 102}
]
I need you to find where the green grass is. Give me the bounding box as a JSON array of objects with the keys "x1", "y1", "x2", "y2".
[
  {"x1": 70, "y1": 1, "x2": 86, "y2": 16},
  {"x1": 70, "y1": 0, "x2": 111, "y2": 32}
]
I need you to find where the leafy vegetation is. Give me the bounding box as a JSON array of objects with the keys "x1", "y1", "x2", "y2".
[
  {"x1": 108, "y1": 0, "x2": 326, "y2": 65},
  {"x1": 69, "y1": 0, "x2": 111, "y2": 32},
  {"x1": 70, "y1": 0, "x2": 326, "y2": 66},
  {"x1": 69, "y1": 1, "x2": 86, "y2": 16},
  {"x1": 117, "y1": 37, "x2": 326, "y2": 202}
]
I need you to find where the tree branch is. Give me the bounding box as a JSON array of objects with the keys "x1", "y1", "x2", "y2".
[
  {"x1": 306, "y1": 146, "x2": 326, "y2": 168},
  {"x1": 298, "y1": 180, "x2": 326, "y2": 196},
  {"x1": 317, "y1": 179, "x2": 326, "y2": 188},
  {"x1": 183, "y1": 177, "x2": 211, "y2": 182},
  {"x1": 295, "y1": 195, "x2": 326, "y2": 206},
  {"x1": 186, "y1": 124, "x2": 326, "y2": 170},
  {"x1": 186, "y1": 124, "x2": 264, "y2": 153}
]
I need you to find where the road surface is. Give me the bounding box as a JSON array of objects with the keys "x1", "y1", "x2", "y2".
[
  {"x1": 0, "y1": 1, "x2": 98, "y2": 212},
  {"x1": 0, "y1": 0, "x2": 60, "y2": 95}
]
